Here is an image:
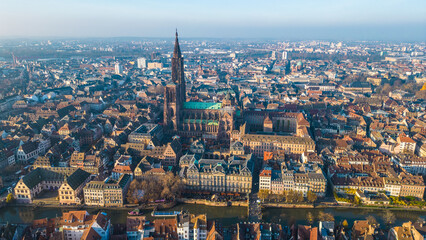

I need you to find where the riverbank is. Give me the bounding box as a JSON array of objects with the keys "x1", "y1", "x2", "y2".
[
  {"x1": 262, "y1": 202, "x2": 426, "y2": 211},
  {"x1": 8, "y1": 200, "x2": 177, "y2": 211},
  {"x1": 263, "y1": 203, "x2": 314, "y2": 208},
  {"x1": 5, "y1": 199, "x2": 426, "y2": 213},
  {"x1": 1, "y1": 203, "x2": 426, "y2": 228}
]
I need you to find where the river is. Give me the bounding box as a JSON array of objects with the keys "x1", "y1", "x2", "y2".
[{"x1": 1, "y1": 204, "x2": 426, "y2": 227}]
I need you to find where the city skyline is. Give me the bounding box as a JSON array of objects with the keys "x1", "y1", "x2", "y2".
[
  {"x1": 0, "y1": 0, "x2": 425, "y2": 41},
  {"x1": 0, "y1": 0, "x2": 426, "y2": 239}
]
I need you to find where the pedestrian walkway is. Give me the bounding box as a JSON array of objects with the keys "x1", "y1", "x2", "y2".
[{"x1": 248, "y1": 192, "x2": 261, "y2": 222}]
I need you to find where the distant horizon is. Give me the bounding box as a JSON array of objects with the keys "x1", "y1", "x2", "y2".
[
  {"x1": 0, "y1": 29, "x2": 425, "y2": 43},
  {"x1": 0, "y1": 0, "x2": 425, "y2": 42}
]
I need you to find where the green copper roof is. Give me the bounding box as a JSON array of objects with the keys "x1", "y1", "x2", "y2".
[
  {"x1": 184, "y1": 119, "x2": 219, "y2": 125},
  {"x1": 183, "y1": 102, "x2": 222, "y2": 110}
]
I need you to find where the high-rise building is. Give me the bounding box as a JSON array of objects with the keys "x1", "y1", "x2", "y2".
[
  {"x1": 137, "y1": 57, "x2": 147, "y2": 69},
  {"x1": 282, "y1": 51, "x2": 288, "y2": 60},
  {"x1": 115, "y1": 63, "x2": 123, "y2": 75},
  {"x1": 271, "y1": 51, "x2": 277, "y2": 60}
]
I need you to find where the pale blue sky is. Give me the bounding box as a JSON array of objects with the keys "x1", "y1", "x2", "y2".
[{"x1": 0, "y1": 0, "x2": 425, "y2": 40}]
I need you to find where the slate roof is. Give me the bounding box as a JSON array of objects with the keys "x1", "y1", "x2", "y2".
[
  {"x1": 118, "y1": 174, "x2": 131, "y2": 188},
  {"x1": 85, "y1": 174, "x2": 130, "y2": 190},
  {"x1": 185, "y1": 154, "x2": 254, "y2": 176},
  {"x1": 66, "y1": 168, "x2": 91, "y2": 190},
  {"x1": 20, "y1": 141, "x2": 39, "y2": 154},
  {"x1": 22, "y1": 168, "x2": 64, "y2": 189}
]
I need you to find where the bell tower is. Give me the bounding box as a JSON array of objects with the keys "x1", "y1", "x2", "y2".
[
  {"x1": 172, "y1": 30, "x2": 186, "y2": 104},
  {"x1": 164, "y1": 30, "x2": 186, "y2": 133}
]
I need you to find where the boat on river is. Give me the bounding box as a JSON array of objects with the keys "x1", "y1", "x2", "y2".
[{"x1": 151, "y1": 209, "x2": 182, "y2": 217}]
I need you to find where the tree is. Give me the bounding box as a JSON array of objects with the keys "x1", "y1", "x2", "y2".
[
  {"x1": 382, "y1": 210, "x2": 396, "y2": 226},
  {"x1": 353, "y1": 195, "x2": 361, "y2": 205},
  {"x1": 295, "y1": 192, "x2": 304, "y2": 203},
  {"x1": 6, "y1": 193, "x2": 14, "y2": 203},
  {"x1": 285, "y1": 190, "x2": 294, "y2": 203},
  {"x1": 277, "y1": 191, "x2": 286, "y2": 202},
  {"x1": 127, "y1": 179, "x2": 141, "y2": 204},
  {"x1": 342, "y1": 220, "x2": 349, "y2": 230},
  {"x1": 285, "y1": 190, "x2": 303, "y2": 203},
  {"x1": 306, "y1": 212, "x2": 314, "y2": 225},
  {"x1": 380, "y1": 83, "x2": 392, "y2": 95},
  {"x1": 366, "y1": 215, "x2": 378, "y2": 226},
  {"x1": 318, "y1": 211, "x2": 335, "y2": 222},
  {"x1": 258, "y1": 190, "x2": 270, "y2": 201},
  {"x1": 126, "y1": 172, "x2": 183, "y2": 204},
  {"x1": 307, "y1": 191, "x2": 317, "y2": 203}
]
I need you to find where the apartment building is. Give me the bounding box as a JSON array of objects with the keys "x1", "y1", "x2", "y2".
[
  {"x1": 59, "y1": 211, "x2": 111, "y2": 240},
  {"x1": 177, "y1": 213, "x2": 208, "y2": 240},
  {"x1": 59, "y1": 169, "x2": 91, "y2": 205},
  {"x1": 179, "y1": 154, "x2": 254, "y2": 194},
  {"x1": 83, "y1": 174, "x2": 131, "y2": 207},
  {"x1": 259, "y1": 169, "x2": 272, "y2": 191}
]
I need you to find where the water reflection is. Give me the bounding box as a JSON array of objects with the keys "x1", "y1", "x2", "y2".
[{"x1": 0, "y1": 205, "x2": 425, "y2": 228}]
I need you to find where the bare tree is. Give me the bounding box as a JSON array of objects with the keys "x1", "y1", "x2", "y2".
[
  {"x1": 307, "y1": 191, "x2": 317, "y2": 203},
  {"x1": 126, "y1": 173, "x2": 183, "y2": 204},
  {"x1": 318, "y1": 211, "x2": 335, "y2": 222},
  {"x1": 382, "y1": 210, "x2": 396, "y2": 226}
]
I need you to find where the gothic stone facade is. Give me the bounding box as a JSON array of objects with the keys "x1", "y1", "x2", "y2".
[{"x1": 164, "y1": 32, "x2": 235, "y2": 143}]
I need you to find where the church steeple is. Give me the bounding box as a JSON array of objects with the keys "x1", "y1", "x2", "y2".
[
  {"x1": 171, "y1": 30, "x2": 185, "y2": 99},
  {"x1": 165, "y1": 30, "x2": 186, "y2": 133},
  {"x1": 174, "y1": 29, "x2": 182, "y2": 58}
]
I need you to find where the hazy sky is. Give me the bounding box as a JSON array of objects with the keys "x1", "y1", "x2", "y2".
[{"x1": 0, "y1": 0, "x2": 425, "y2": 41}]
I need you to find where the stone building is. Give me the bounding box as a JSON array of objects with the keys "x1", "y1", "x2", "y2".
[
  {"x1": 58, "y1": 211, "x2": 111, "y2": 240},
  {"x1": 243, "y1": 111, "x2": 309, "y2": 134},
  {"x1": 124, "y1": 138, "x2": 182, "y2": 166},
  {"x1": 83, "y1": 174, "x2": 131, "y2": 207},
  {"x1": 399, "y1": 173, "x2": 425, "y2": 199},
  {"x1": 179, "y1": 154, "x2": 254, "y2": 194},
  {"x1": 14, "y1": 168, "x2": 64, "y2": 203},
  {"x1": 70, "y1": 152, "x2": 104, "y2": 175},
  {"x1": 134, "y1": 156, "x2": 166, "y2": 180},
  {"x1": 177, "y1": 213, "x2": 208, "y2": 240},
  {"x1": 163, "y1": 32, "x2": 237, "y2": 144},
  {"x1": 59, "y1": 169, "x2": 91, "y2": 205},
  {"x1": 236, "y1": 124, "x2": 315, "y2": 158},
  {"x1": 128, "y1": 123, "x2": 163, "y2": 144}
]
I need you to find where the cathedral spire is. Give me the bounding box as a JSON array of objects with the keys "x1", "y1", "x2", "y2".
[
  {"x1": 166, "y1": 30, "x2": 185, "y2": 133},
  {"x1": 174, "y1": 29, "x2": 182, "y2": 58}
]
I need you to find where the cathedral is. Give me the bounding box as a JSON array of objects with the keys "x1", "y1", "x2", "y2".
[{"x1": 164, "y1": 32, "x2": 236, "y2": 144}]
